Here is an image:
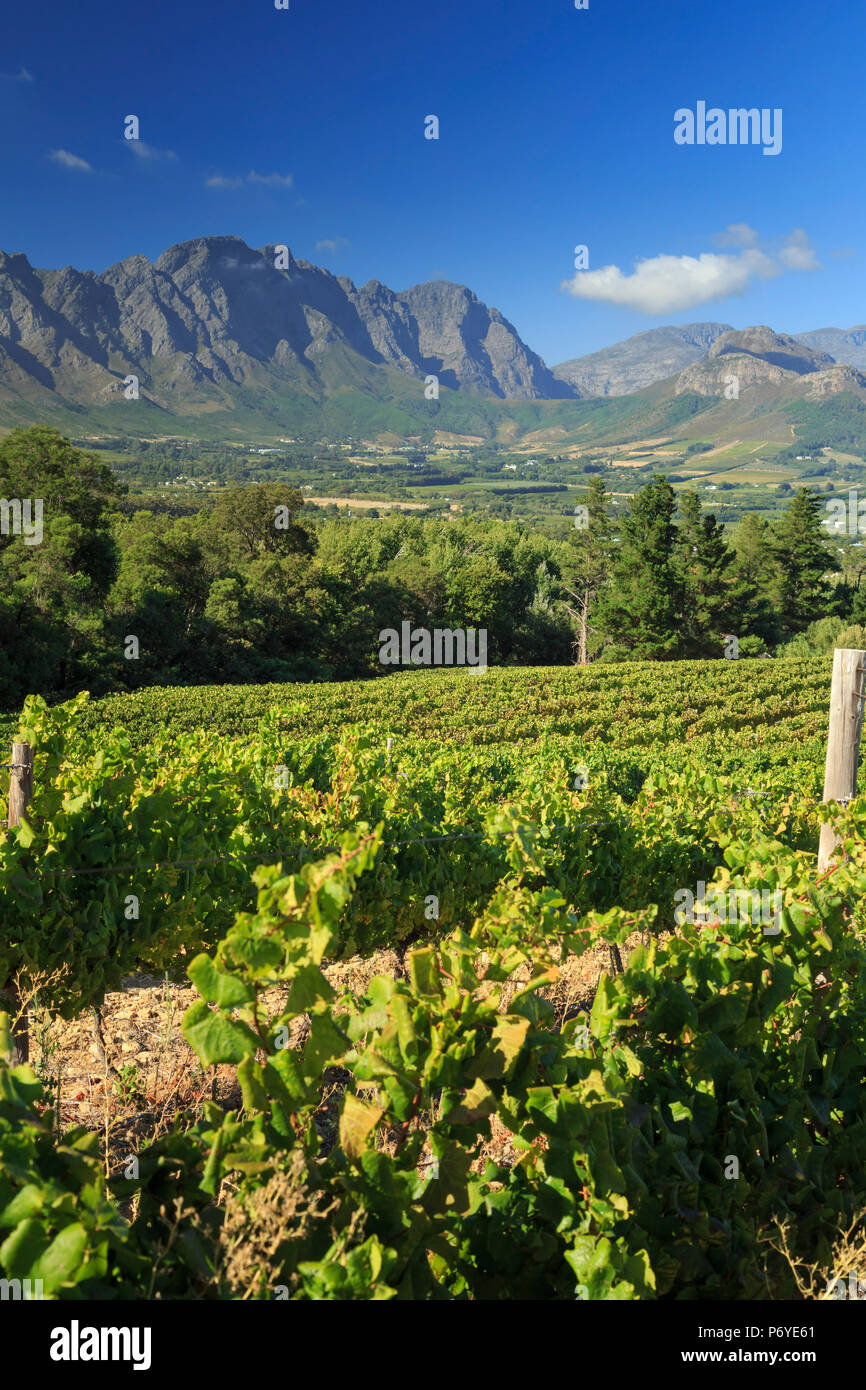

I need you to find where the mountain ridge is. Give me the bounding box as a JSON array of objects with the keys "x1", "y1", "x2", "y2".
[
  {"x1": 0, "y1": 235, "x2": 575, "y2": 417},
  {"x1": 674, "y1": 326, "x2": 866, "y2": 398},
  {"x1": 554, "y1": 322, "x2": 734, "y2": 396},
  {"x1": 0, "y1": 236, "x2": 865, "y2": 448},
  {"x1": 555, "y1": 321, "x2": 866, "y2": 397}
]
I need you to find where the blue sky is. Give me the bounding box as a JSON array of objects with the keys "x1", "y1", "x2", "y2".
[{"x1": 1, "y1": 0, "x2": 863, "y2": 365}]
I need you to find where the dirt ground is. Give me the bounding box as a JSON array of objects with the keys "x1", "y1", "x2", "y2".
[{"x1": 28, "y1": 934, "x2": 635, "y2": 1178}]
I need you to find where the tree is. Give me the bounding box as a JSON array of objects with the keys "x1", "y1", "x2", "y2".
[
  {"x1": 594, "y1": 477, "x2": 683, "y2": 660},
  {"x1": 675, "y1": 490, "x2": 735, "y2": 656},
  {"x1": 0, "y1": 428, "x2": 122, "y2": 699},
  {"x1": 726, "y1": 514, "x2": 780, "y2": 650},
  {"x1": 209, "y1": 484, "x2": 313, "y2": 562},
  {"x1": 732, "y1": 513, "x2": 776, "y2": 589},
  {"x1": 559, "y1": 476, "x2": 612, "y2": 663},
  {"x1": 770, "y1": 489, "x2": 839, "y2": 634}
]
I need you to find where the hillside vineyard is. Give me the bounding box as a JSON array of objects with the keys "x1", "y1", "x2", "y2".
[
  {"x1": 4, "y1": 659, "x2": 866, "y2": 1303},
  {"x1": 2, "y1": 0, "x2": 865, "y2": 1325}
]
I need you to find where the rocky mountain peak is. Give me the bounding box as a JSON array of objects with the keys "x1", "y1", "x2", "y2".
[
  {"x1": 0, "y1": 235, "x2": 573, "y2": 411},
  {"x1": 707, "y1": 326, "x2": 835, "y2": 374}
]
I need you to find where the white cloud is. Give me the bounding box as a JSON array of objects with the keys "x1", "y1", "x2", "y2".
[
  {"x1": 315, "y1": 237, "x2": 350, "y2": 255},
  {"x1": 778, "y1": 228, "x2": 820, "y2": 271},
  {"x1": 561, "y1": 230, "x2": 820, "y2": 314},
  {"x1": 247, "y1": 171, "x2": 293, "y2": 187},
  {"x1": 0, "y1": 66, "x2": 33, "y2": 82},
  {"x1": 714, "y1": 223, "x2": 759, "y2": 248},
  {"x1": 205, "y1": 174, "x2": 244, "y2": 189},
  {"x1": 207, "y1": 170, "x2": 293, "y2": 189},
  {"x1": 126, "y1": 141, "x2": 176, "y2": 161},
  {"x1": 48, "y1": 149, "x2": 92, "y2": 172}
]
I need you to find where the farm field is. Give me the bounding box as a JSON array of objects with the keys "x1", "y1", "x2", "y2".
[
  {"x1": 2, "y1": 657, "x2": 866, "y2": 1302},
  {"x1": 301, "y1": 496, "x2": 429, "y2": 510},
  {"x1": 104, "y1": 427, "x2": 864, "y2": 530}
]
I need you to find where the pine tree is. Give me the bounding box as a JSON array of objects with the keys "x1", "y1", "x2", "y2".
[
  {"x1": 733, "y1": 513, "x2": 776, "y2": 589},
  {"x1": 675, "y1": 490, "x2": 734, "y2": 656},
  {"x1": 594, "y1": 476, "x2": 682, "y2": 659},
  {"x1": 727, "y1": 513, "x2": 780, "y2": 650},
  {"x1": 770, "y1": 489, "x2": 839, "y2": 634}
]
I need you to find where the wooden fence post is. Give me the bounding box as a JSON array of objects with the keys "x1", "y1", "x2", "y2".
[
  {"x1": 818, "y1": 649, "x2": 866, "y2": 872},
  {"x1": 3, "y1": 741, "x2": 33, "y2": 1064}
]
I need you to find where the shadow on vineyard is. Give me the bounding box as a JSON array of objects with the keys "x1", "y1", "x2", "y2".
[{"x1": 2, "y1": 669, "x2": 866, "y2": 1301}]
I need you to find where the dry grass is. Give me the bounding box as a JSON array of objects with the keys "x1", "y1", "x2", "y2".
[
  {"x1": 772, "y1": 1213, "x2": 866, "y2": 1300},
  {"x1": 219, "y1": 1150, "x2": 343, "y2": 1299}
]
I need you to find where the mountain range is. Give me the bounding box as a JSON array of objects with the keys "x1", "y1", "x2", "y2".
[
  {"x1": 553, "y1": 323, "x2": 734, "y2": 396},
  {"x1": 0, "y1": 235, "x2": 569, "y2": 420},
  {"x1": 0, "y1": 234, "x2": 864, "y2": 445},
  {"x1": 552, "y1": 322, "x2": 866, "y2": 396}
]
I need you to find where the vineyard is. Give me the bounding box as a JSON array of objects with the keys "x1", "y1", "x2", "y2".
[
  {"x1": 2, "y1": 657, "x2": 866, "y2": 1300},
  {"x1": 0, "y1": 654, "x2": 833, "y2": 755}
]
